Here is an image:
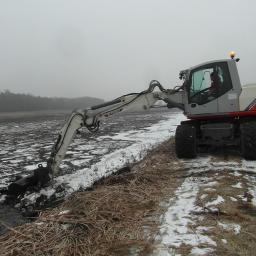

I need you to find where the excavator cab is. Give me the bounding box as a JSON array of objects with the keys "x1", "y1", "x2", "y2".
[{"x1": 183, "y1": 59, "x2": 242, "y2": 117}]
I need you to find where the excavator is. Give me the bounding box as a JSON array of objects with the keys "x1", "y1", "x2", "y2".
[{"x1": 7, "y1": 52, "x2": 256, "y2": 196}]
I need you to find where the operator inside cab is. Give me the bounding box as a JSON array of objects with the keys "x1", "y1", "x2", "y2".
[
  {"x1": 189, "y1": 62, "x2": 232, "y2": 105},
  {"x1": 210, "y1": 71, "x2": 221, "y2": 94}
]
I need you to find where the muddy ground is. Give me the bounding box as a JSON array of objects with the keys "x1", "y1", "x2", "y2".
[
  {"x1": 1, "y1": 140, "x2": 256, "y2": 255},
  {"x1": 0, "y1": 109, "x2": 182, "y2": 234},
  {"x1": 0, "y1": 108, "x2": 177, "y2": 191},
  {"x1": 1, "y1": 110, "x2": 256, "y2": 255}
]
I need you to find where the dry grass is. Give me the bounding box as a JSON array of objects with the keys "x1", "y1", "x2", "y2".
[
  {"x1": 0, "y1": 140, "x2": 183, "y2": 256},
  {"x1": 192, "y1": 170, "x2": 256, "y2": 256}
]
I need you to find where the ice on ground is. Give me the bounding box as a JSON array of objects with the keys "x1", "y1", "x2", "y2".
[
  {"x1": 90, "y1": 148, "x2": 108, "y2": 155},
  {"x1": 237, "y1": 194, "x2": 247, "y2": 202},
  {"x1": 200, "y1": 194, "x2": 207, "y2": 200},
  {"x1": 201, "y1": 181, "x2": 218, "y2": 187},
  {"x1": 190, "y1": 247, "x2": 215, "y2": 256},
  {"x1": 154, "y1": 177, "x2": 216, "y2": 254},
  {"x1": 204, "y1": 188, "x2": 216, "y2": 192},
  {"x1": 35, "y1": 222, "x2": 44, "y2": 226},
  {"x1": 231, "y1": 182, "x2": 242, "y2": 188},
  {"x1": 232, "y1": 171, "x2": 242, "y2": 177},
  {"x1": 196, "y1": 226, "x2": 213, "y2": 232},
  {"x1": 21, "y1": 112, "x2": 186, "y2": 203},
  {"x1": 21, "y1": 188, "x2": 56, "y2": 206},
  {"x1": 184, "y1": 157, "x2": 256, "y2": 176},
  {"x1": 218, "y1": 222, "x2": 241, "y2": 235},
  {"x1": 230, "y1": 196, "x2": 238, "y2": 202},
  {"x1": 58, "y1": 210, "x2": 70, "y2": 215},
  {"x1": 56, "y1": 115, "x2": 184, "y2": 192},
  {"x1": 248, "y1": 179, "x2": 256, "y2": 206},
  {"x1": 221, "y1": 239, "x2": 228, "y2": 244},
  {"x1": 9, "y1": 159, "x2": 23, "y2": 164},
  {"x1": 241, "y1": 160, "x2": 256, "y2": 171},
  {"x1": 154, "y1": 142, "x2": 256, "y2": 255},
  {"x1": 22, "y1": 192, "x2": 39, "y2": 204},
  {"x1": 205, "y1": 196, "x2": 225, "y2": 207},
  {"x1": 71, "y1": 158, "x2": 91, "y2": 166},
  {"x1": 157, "y1": 177, "x2": 201, "y2": 247},
  {"x1": 152, "y1": 248, "x2": 181, "y2": 256},
  {"x1": 24, "y1": 164, "x2": 39, "y2": 171},
  {"x1": 0, "y1": 195, "x2": 7, "y2": 203}
]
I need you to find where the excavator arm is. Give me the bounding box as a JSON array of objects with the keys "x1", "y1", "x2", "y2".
[{"x1": 7, "y1": 81, "x2": 184, "y2": 196}]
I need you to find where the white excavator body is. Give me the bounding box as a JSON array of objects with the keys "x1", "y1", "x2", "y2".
[{"x1": 239, "y1": 84, "x2": 256, "y2": 111}]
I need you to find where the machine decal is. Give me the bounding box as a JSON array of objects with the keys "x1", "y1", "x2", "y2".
[{"x1": 245, "y1": 98, "x2": 256, "y2": 111}]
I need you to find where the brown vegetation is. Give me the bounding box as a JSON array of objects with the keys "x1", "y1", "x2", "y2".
[
  {"x1": 193, "y1": 162, "x2": 256, "y2": 256},
  {"x1": 0, "y1": 140, "x2": 183, "y2": 256}
]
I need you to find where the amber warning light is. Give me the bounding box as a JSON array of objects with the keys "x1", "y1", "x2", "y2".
[{"x1": 229, "y1": 51, "x2": 236, "y2": 59}]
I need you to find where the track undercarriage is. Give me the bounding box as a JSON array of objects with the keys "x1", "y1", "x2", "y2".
[{"x1": 175, "y1": 117, "x2": 256, "y2": 160}]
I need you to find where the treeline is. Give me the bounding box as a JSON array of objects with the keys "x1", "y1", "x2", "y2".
[{"x1": 0, "y1": 90, "x2": 104, "y2": 112}]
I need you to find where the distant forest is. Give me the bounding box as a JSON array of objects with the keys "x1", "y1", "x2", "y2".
[{"x1": 0, "y1": 90, "x2": 104, "y2": 112}]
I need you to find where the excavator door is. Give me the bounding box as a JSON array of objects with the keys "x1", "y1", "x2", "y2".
[{"x1": 185, "y1": 60, "x2": 241, "y2": 117}]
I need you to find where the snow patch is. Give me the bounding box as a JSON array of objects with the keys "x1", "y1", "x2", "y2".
[
  {"x1": 196, "y1": 226, "x2": 213, "y2": 232},
  {"x1": 232, "y1": 171, "x2": 242, "y2": 177},
  {"x1": 218, "y1": 222, "x2": 241, "y2": 235},
  {"x1": 201, "y1": 181, "x2": 218, "y2": 188},
  {"x1": 246, "y1": 176, "x2": 256, "y2": 206},
  {"x1": 71, "y1": 158, "x2": 91, "y2": 166},
  {"x1": 22, "y1": 113, "x2": 186, "y2": 204},
  {"x1": 24, "y1": 164, "x2": 39, "y2": 171},
  {"x1": 230, "y1": 196, "x2": 238, "y2": 202},
  {"x1": 155, "y1": 177, "x2": 216, "y2": 250},
  {"x1": 231, "y1": 182, "x2": 242, "y2": 189},
  {"x1": 221, "y1": 239, "x2": 227, "y2": 244},
  {"x1": 200, "y1": 194, "x2": 207, "y2": 200},
  {"x1": 58, "y1": 210, "x2": 70, "y2": 215},
  {"x1": 190, "y1": 247, "x2": 214, "y2": 256},
  {"x1": 204, "y1": 188, "x2": 216, "y2": 192},
  {"x1": 205, "y1": 196, "x2": 224, "y2": 207},
  {"x1": 0, "y1": 194, "x2": 7, "y2": 203}
]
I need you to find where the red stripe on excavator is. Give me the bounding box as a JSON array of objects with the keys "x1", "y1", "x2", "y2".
[
  {"x1": 248, "y1": 104, "x2": 256, "y2": 111},
  {"x1": 187, "y1": 111, "x2": 256, "y2": 120}
]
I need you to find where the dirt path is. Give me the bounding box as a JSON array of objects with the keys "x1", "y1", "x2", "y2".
[
  {"x1": 1, "y1": 140, "x2": 256, "y2": 256},
  {"x1": 153, "y1": 152, "x2": 256, "y2": 256}
]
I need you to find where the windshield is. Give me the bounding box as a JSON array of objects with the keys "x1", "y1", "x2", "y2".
[
  {"x1": 191, "y1": 68, "x2": 213, "y2": 97},
  {"x1": 188, "y1": 62, "x2": 232, "y2": 105}
]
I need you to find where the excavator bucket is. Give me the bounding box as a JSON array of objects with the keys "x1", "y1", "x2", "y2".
[{"x1": 7, "y1": 164, "x2": 51, "y2": 197}]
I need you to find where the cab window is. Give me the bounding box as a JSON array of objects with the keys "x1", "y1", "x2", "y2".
[{"x1": 188, "y1": 62, "x2": 232, "y2": 105}]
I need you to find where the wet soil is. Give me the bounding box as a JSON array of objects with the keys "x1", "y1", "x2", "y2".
[{"x1": 0, "y1": 109, "x2": 179, "y2": 234}]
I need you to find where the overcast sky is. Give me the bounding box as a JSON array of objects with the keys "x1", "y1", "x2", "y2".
[{"x1": 0, "y1": 0, "x2": 255, "y2": 100}]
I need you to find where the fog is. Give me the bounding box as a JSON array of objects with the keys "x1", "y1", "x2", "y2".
[{"x1": 0, "y1": 0, "x2": 255, "y2": 100}]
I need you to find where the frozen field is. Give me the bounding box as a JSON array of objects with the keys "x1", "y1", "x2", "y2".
[
  {"x1": 0, "y1": 108, "x2": 185, "y2": 205},
  {"x1": 1, "y1": 109, "x2": 256, "y2": 255}
]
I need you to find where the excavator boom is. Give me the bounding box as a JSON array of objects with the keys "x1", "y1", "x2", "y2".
[{"x1": 7, "y1": 81, "x2": 184, "y2": 196}]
